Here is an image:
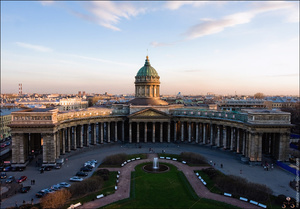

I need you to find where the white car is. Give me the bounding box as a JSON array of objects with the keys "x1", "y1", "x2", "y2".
[
  {"x1": 90, "y1": 159, "x2": 97, "y2": 164},
  {"x1": 59, "y1": 182, "x2": 71, "y2": 188},
  {"x1": 84, "y1": 161, "x2": 95, "y2": 168},
  {"x1": 70, "y1": 176, "x2": 83, "y2": 182}
]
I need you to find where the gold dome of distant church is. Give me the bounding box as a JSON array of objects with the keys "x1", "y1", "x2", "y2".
[{"x1": 129, "y1": 56, "x2": 168, "y2": 106}]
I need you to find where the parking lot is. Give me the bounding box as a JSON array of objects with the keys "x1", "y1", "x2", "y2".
[{"x1": 0, "y1": 142, "x2": 298, "y2": 208}]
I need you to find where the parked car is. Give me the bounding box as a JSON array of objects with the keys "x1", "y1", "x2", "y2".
[
  {"x1": 3, "y1": 166, "x2": 11, "y2": 171},
  {"x1": 76, "y1": 171, "x2": 88, "y2": 177},
  {"x1": 80, "y1": 167, "x2": 92, "y2": 172},
  {"x1": 17, "y1": 176, "x2": 27, "y2": 183},
  {"x1": 59, "y1": 182, "x2": 71, "y2": 188},
  {"x1": 20, "y1": 186, "x2": 31, "y2": 193},
  {"x1": 51, "y1": 184, "x2": 61, "y2": 191},
  {"x1": 36, "y1": 190, "x2": 48, "y2": 198},
  {"x1": 6, "y1": 176, "x2": 15, "y2": 183},
  {"x1": 1, "y1": 172, "x2": 7, "y2": 179},
  {"x1": 90, "y1": 159, "x2": 98, "y2": 164},
  {"x1": 70, "y1": 176, "x2": 83, "y2": 182}
]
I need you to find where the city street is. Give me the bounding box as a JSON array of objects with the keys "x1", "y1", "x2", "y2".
[{"x1": 1, "y1": 142, "x2": 298, "y2": 208}]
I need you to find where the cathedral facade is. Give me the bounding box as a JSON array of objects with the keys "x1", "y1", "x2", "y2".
[{"x1": 9, "y1": 57, "x2": 292, "y2": 168}]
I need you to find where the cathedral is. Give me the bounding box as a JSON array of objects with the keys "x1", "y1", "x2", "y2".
[{"x1": 9, "y1": 56, "x2": 292, "y2": 168}]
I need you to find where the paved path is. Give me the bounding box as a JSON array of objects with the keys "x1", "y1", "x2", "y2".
[{"x1": 79, "y1": 154, "x2": 260, "y2": 209}]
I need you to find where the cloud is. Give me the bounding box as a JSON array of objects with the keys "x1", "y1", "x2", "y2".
[
  {"x1": 184, "y1": 1, "x2": 298, "y2": 40},
  {"x1": 15, "y1": 42, "x2": 53, "y2": 52},
  {"x1": 39, "y1": 1, "x2": 55, "y2": 6},
  {"x1": 150, "y1": 41, "x2": 176, "y2": 47},
  {"x1": 164, "y1": 1, "x2": 209, "y2": 10},
  {"x1": 72, "y1": 1, "x2": 146, "y2": 31},
  {"x1": 67, "y1": 54, "x2": 137, "y2": 68}
]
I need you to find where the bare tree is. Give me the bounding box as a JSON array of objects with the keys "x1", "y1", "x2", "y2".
[
  {"x1": 254, "y1": 92, "x2": 264, "y2": 99},
  {"x1": 40, "y1": 189, "x2": 71, "y2": 209}
]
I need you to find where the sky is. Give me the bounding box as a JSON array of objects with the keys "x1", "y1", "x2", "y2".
[{"x1": 1, "y1": 1, "x2": 299, "y2": 96}]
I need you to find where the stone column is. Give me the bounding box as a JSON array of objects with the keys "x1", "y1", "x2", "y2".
[
  {"x1": 257, "y1": 133, "x2": 262, "y2": 161},
  {"x1": 188, "y1": 122, "x2": 191, "y2": 142},
  {"x1": 210, "y1": 124, "x2": 214, "y2": 145},
  {"x1": 160, "y1": 122, "x2": 163, "y2": 143},
  {"x1": 83, "y1": 124, "x2": 88, "y2": 146},
  {"x1": 67, "y1": 127, "x2": 71, "y2": 152},
  {"x1": 249, "y1": 133, "x2": 255, "y2": 161},
  {"x1": 174, "y1": 121, "x2": 177, "y2": 142},
  {"x1": 137, "y1": 122, "x2": 140, "y2": 143},
  {"x1": 11, "y1": 133, "x2": 26, "y2": 164},
  {"x1": 181, "y1": 122, "x2": 184, "y2": 141},
  {"x1": 91, "y1": 124, "x2": 96, "y2": 145},
  {"x1": 167, "y1": 122, "x2": 170, "y2": 143},
  {"x1": 107, "y1": 122, "x2": 111, "y2": 143},
  {"x1": 152, "y1": 122, "x2": 156, "y2": 143},
  {"x1": 79, "y1": 125, "x2": 83, "y2": 148},
  {"x1": 230, "y1": 128, "x2": 234, "y2": 151},
  {"x1": 100, "y1": 122, "x2": 104, "y2": 144},
  {"x1": 43, "y1": 133, "x2": 56, "y2": 164},
  {"x1": 236, "y1": 129, "x2": 240, "y2": 153},
  {"x1": 73, "y1": 126, "x2": 77, "y2": 150},
  {"x1": 56, "y1": 132, "x2": 60, "y2": 159},
  {"x1": 129, "y1": 122, "x2": 132, "y2": 143},
  {"x1": 144, "y1": 122, "x2": 147, "y2": 143},
  {"x1": 203, "y1": 124, "x2": 206, "y2": 144},
  {"x1": 223, "y1": 127, "x2": 227, "y2": 149},
  {"x1": 61, "y1": 129, "x2": 66, "y2": 154},
  {"x1": 195, "y1": 123, "x2": 199, "y2": 143},
  {"x1": 216, "y1": 126, "x2": 220, "y2": 147},
  {"x1": 242, "y1": 131, "x2": 246, "y2": 155},
  {"x1": 115, "y1": 122, "x2": 118, "y2": 142},
  {"x1": 278, "y1": 133, "x2": 289, "y2": 161}
]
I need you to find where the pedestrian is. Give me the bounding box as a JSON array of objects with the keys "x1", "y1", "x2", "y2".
[
  {"x1": 31, "y1": 198, "x2": 33, "y2": 205},
  {"x1": 240, "y1": 169, "x2": 242, "y2": 174},
  {"x1": 23, "y1": 200, "x2": 25, "y2": 204},
  {"x1": 213, "y1": 163, "x2": 216, "y2": 167},
  {"x1": 220, "y1": 164, "x2": 223, "y2": 168},
  {"x1": 33, "y1": 179, "x2": 35, "y2": 185},
  {"x1": 15, "y1": 201, "x2": 18, "y2": 207}
]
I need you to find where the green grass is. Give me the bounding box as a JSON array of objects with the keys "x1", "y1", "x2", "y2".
[
  {"x1": 195, "y1": 170, "x2": 223, "y2": 194},
  {"x1": 63, "y1": 171, "x2": 117, "y2": 208},
  {"x1": 102, "y1": 163, "x2": 240, "y2": 209}
]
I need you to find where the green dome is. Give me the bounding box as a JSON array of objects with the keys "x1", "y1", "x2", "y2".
[{"x1": 136, "y1": 56, "x2": 159, "y2": 77}]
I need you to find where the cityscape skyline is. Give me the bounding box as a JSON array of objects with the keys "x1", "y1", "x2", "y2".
[{"x1": 1, "y1": 1, "x2": 299, "y2": 96}]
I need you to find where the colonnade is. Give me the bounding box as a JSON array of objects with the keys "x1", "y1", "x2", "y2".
[{"x1": 11, "y1": 119, "x2": 290, "y2": 167}]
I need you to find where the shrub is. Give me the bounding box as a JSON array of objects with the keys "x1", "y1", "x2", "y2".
[
  {"x1": 102, "y1": 153, "x2": 127, "y2": 166},
  {"x1": 95, "y1": 169, "x2": 110, "y2": 181},
  {"x1": 69, "y1": 176, "x2": 103, "y2": 198},
  {"x1": 180, "y1": 152, "x2": 207, "y2": 164},
  {"x1": 40, "y1": 189, "x2": 71, "y2": 209},
  {"x1": 202, "y1": 168, "x2": 272, "y2": 202}
]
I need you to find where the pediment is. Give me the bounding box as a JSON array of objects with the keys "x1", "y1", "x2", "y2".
[{"x1": 129, "y1": 108, "x2": 170, "y2": 119}]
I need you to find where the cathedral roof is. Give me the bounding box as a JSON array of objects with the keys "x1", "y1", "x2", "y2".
[{"x1": 136, "y1": 56, "x2": 159, "y2": 77}]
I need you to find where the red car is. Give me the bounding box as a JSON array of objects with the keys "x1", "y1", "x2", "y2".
[{"x1": 17, "y1": 176, "x2": 27, "y2": 183}]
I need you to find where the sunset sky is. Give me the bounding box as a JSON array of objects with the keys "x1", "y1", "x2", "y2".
[{"x1": 1, "y1": 1, "x2": 299, "y2": 96}]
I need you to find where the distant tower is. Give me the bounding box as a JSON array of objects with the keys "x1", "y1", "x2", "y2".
[
  {"x1": 83, "y1": 91, "x2": 86, "y2": 96},
  {"x1": 78, "y1": 91, "x2": 81, "y2": 97},
  {"x1": 18, "y1": 83, "x2": 22, "y2": 95}
]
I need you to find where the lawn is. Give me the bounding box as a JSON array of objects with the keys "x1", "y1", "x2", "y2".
[{"x1": 103, "y1": 163, "x2": 239, "y2": 209}]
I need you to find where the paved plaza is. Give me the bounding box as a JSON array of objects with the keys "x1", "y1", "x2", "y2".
[{"x1": 0, "y1": 142, "x2": 298, "y2": 208}]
